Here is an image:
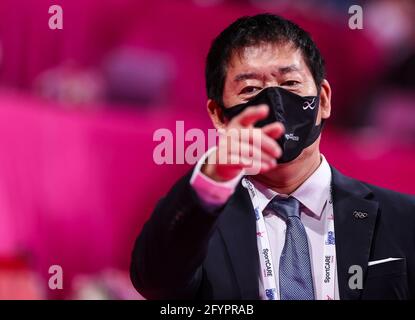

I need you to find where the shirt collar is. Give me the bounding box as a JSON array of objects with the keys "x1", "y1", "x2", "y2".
[
  {"x1": 291, "y1": 155, "x2": 331, "y2": 218},
  {"x1": 248, "y1": 155, "x2": 332, "y2": 219}
]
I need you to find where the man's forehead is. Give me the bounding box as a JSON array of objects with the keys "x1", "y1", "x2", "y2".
[
  {"x1": 227, "y1": 43, "x2": 306, "y2": 74},
  {"x1": 231, "y1": 42, "x2": 300, "y2": 61}
]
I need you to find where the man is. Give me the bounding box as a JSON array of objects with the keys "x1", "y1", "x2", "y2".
[{"x1": 130, "y1": 14, "x2": 415, "y2": 300}]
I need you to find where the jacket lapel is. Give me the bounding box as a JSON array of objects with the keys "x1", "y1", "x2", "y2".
[
  {"x1": 218, "y1": 183, "x2": 260, "y2": 299},
  {"x1": 331, "y1": 167, "x2": 379, "y2": 300}
]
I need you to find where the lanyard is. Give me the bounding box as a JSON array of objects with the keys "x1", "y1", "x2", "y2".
[{"x1": 242, "y1": 177, "x2": 336, "y2": 300}]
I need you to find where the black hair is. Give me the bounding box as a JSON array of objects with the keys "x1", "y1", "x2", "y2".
[{"x1": 205, "y1": 13, "x2": 325, "y2": 106}]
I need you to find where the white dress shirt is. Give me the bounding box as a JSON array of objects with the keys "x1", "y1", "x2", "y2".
[{"x1": 190, "y1": 148, "x2": 339, "y2": 300}]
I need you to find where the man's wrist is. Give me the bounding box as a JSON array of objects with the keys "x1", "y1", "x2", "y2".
[{"x1": 190, "y1": 147, "x2": 244, "y2": 211}]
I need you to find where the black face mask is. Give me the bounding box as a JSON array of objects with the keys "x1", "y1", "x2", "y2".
[{"x1": 221, "y1": 86, "x2": 324, "y2": 163}]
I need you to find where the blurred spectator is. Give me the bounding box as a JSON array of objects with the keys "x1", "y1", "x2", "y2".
[
  {"x1": 34, "y1": 61, "x2": 105, "y2": 108},
  {"x1": 371, "y1": 91, "x2": 415, "y2": 145},
  {"x1": 102, "y1": 47, "x2": 175, "y2": 106},
  {"x1": 71, "y1": 269, "x2": 144, "y2": 300},
  {"x1": 366, "y1": 0, "x2": 415, "y2": 59},
  {"x1": 0, "y1": 256, "x2": 44, "y2": 299},
  {"x1": 352, "y1": 0, "x2": 415, "y2": 143}
]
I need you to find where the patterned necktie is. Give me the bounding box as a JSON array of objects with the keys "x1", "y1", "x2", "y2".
[{"x1": 268, "y1": 196, "x2": 315, "y2": 300}]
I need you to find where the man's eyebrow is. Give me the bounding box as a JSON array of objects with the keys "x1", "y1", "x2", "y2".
[
  {"x1": 278, "y1": 65, "x2": 300, "y2": 74},
  {"x1": 233, "y1": 65, "x2": 301, "y2": 82},
  {"x1": 233, "y1": 72, "x2": 262, "y2": 82}
]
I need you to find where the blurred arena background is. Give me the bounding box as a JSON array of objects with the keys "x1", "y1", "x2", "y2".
[{"x1": 0, "y1": 0, "x2": 414, "y2": 299}]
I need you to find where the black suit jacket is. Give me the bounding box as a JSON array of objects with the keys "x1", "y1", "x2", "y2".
[{"x1": 130, "y1": 166, "x2": 415, "y2": 300}]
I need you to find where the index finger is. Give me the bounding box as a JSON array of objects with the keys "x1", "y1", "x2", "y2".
[{"x1": 231, "y1": 104, "x2": 269, "y2": 128}]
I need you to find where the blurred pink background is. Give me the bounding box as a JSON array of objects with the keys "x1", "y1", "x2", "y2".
[{"x1": 0, "y1": 0, "x2": 414, "y2": 299}]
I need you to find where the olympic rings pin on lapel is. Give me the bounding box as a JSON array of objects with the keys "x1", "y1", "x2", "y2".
[{"x1": 353, "y1": 211, "x2": 368, "y2": 219}]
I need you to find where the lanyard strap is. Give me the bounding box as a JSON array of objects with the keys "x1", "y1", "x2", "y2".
[
  {"x1": 322, "y1": 189, "x2": 336, "y2": 300},
  {"x1": 242, "y1": 177, "x2": 336, "y2": 300}
]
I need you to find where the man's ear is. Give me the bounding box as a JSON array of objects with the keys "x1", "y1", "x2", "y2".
[
  {"x1": 207, "y1": 99, "x2": 227, "y2": 129},
  {"x1": 319, "y1": 79, "x2": 331, "y2": 120}
]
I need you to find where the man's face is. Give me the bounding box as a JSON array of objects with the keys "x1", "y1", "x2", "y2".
[
  {"x1": 222, "y1": 42, "x2": 318, "y2": 107},
  {"x1": 210, "y1": 41, "x2": 331, "y2": 168}
]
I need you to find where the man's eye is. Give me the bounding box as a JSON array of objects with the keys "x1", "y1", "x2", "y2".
[
  {"x1": 240, "y1": 86, "x2": 261, "y2": 95},
  {"x1": 281, "y1": 80, "x2": 300, "y2": 87}
]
